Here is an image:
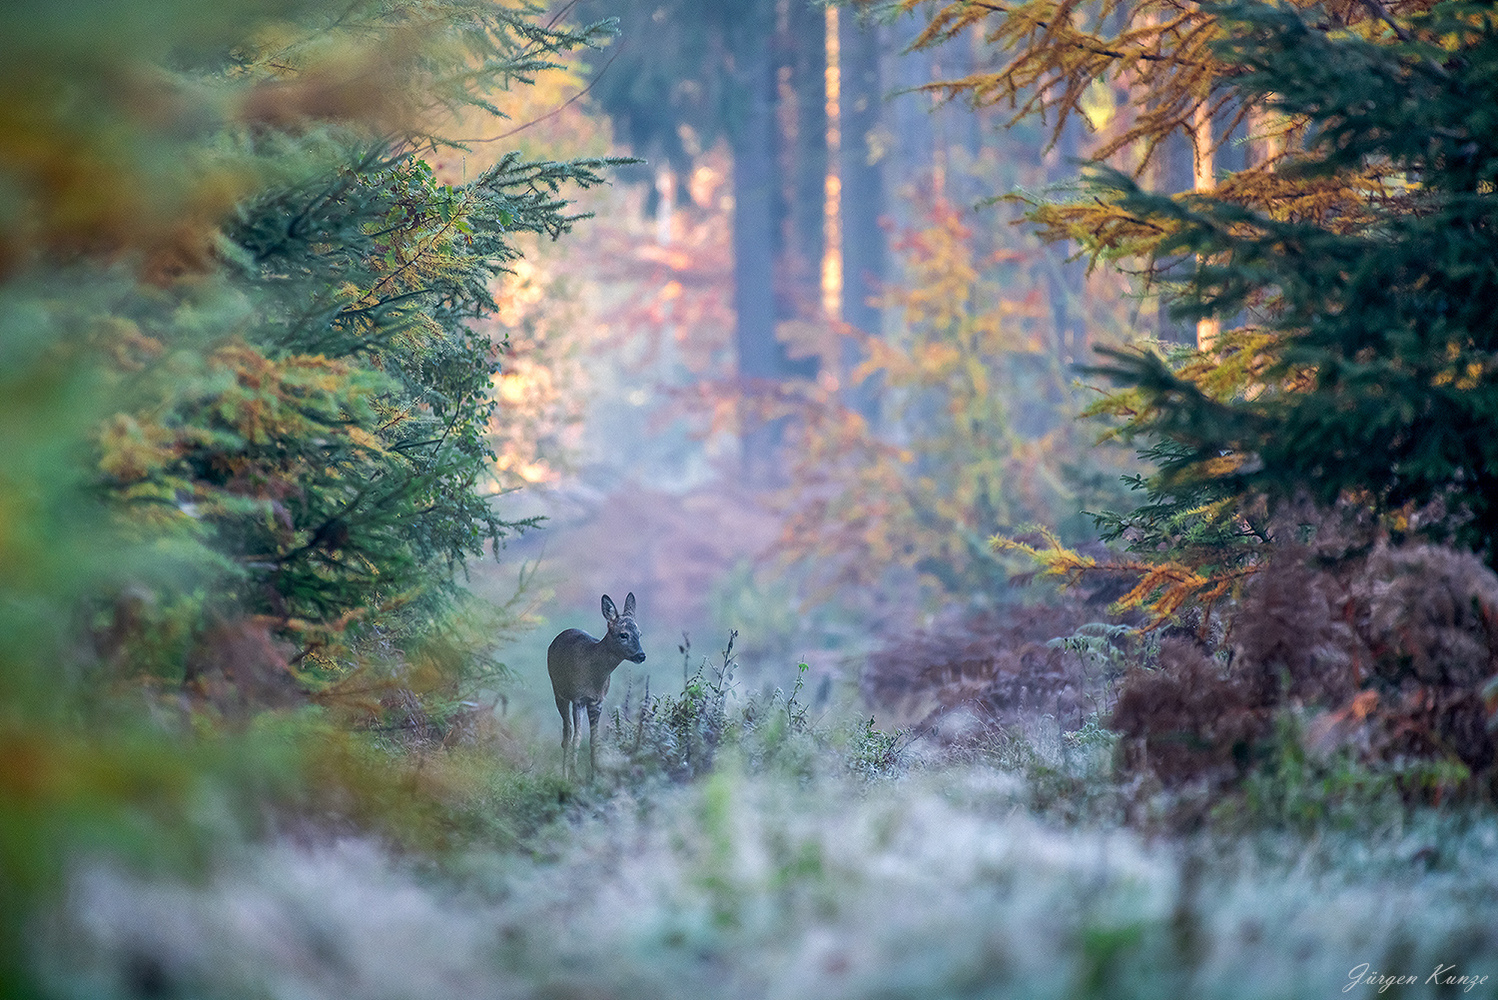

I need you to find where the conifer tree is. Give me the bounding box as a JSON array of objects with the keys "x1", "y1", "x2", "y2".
[
  {"x1": 2, "y1": 0, "x2": 625, "y2": 711},
  {"x1": 901, "y1": 0, "x2": 1498, "y2": 609},
  {"x1": 1085, "y1": 0, "x2": 1498, "y2": 562}
]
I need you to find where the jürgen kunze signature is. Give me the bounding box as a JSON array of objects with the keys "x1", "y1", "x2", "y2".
[{"x1": 1345, "y1": 963, "x2": 1489, "y2": 993}]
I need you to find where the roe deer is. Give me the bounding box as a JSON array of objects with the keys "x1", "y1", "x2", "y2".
[{"x1": 547, "y1": 592, "x2": 646, "y2": 780}]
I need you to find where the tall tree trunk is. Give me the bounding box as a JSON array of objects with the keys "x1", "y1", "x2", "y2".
[
  {"x1": 1047, "y1": 113, "x2": 1088, "y2": 367},
  {"x1": 776, "y1": 0, "x2": 824, "y2": 374},
  {"x1": 1192, "y1": 93, "x2": 1219, "y2": 351},
  {"x1": 654, "y1": 165, "x2": 675, "y2": 246},
  {"x1": 730, "y1": 16, "x2": 781, "y2": 480},
  {"x1": 1249, "y1": 101, "x2": 1284, "y2": 168},
  {"x1": 821, "y1": 4, "x2": 843, "y2": 325},
  {"x1": 840, "y1": 5, "x2": 886, "y2": 418}
]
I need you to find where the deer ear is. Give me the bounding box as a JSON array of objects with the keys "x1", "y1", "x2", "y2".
[
  {"x1": 623, "y1": 592, "x2": 636, "y2": 618},
  {"x1": 601, "y1": 594, "x2": 618, "y2": 621}
]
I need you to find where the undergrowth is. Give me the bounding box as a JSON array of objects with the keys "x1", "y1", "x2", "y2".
[
  {"x1": 49, "y1": 751, "x2": 1498, "y2": 1000},
  {"x1": 29, "y1": 623, "x2": 1498, "y2": 1000},
  {"x1": 385, "y1": 620, "x2": 1498, "y2": 863},
  {"x1": 606, "y1": 632, "x2": 916, "y2": 789}
]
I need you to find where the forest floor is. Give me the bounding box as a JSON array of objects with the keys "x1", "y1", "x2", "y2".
[{"x1": 37, "y1": 690, "x2": 1498, "y2": 1000}]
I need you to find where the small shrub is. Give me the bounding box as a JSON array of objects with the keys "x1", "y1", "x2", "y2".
[
  {"x1": 610, "y1": 632, "x2": 740, "y2": 781},
  {"x1": 1049, "y1": 623, "x2": 1156, "y2": 717},
  {"x1": 1062, "y1": 715, "x2": 1119, "y2": 753},
  {"x1": 602, "y1": 635, "x2": 923, "y2": 788},
  {"x1": 733, "y1": 661, "x2": 827, "y2": 780},
  {"x1": 845, "y1": 717, "x2": 909, "y2": 780}
]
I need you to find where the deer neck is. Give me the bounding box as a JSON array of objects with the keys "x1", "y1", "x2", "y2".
[{"x1": 585, "y1": 637, "x2": 625, "y2": 677}]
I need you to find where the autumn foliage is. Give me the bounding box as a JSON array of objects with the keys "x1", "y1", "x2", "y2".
[{"x1": 755, "y1": 200, "x2": 1125, "y2": 608}]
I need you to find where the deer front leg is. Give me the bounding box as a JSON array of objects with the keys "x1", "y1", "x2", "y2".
[
  {"x1": 585, "y1": 700, "x2": 603, "y2": 781},
  {"x1": 570, "y1": 700, "x2": 584, "y2": 779},
  {"x1": 557, "y1": 696, "x2": 574, "y2": 779}
]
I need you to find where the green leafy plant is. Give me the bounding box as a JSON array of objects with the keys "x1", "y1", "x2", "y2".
[
  {"x1": 845, "y1": 717, "x2": 911, "y2": 780},
  {"x1": 611, "y1": 631, "x2": 741, "y2": 781}
]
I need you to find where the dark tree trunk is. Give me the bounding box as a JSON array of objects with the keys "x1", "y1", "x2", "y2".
[
  {"x1": 1047, "y1": 114, "x2": 1088, "y2": 366},
  {"x1": 775, "y1": 0, "x2": 823, "y2": 378},
  {"x1": 840, "y1": 9, "x2": 886, "y2": 418},
  {"x1": 729, "y1": 14, "x2": 784, "y2": 481},
  {"x1": 1153, "y1": 128, "x2": 1196, "y2": 344},
  {"x1": 731, "y1": 28, "x2": 777, "y2": 381}
]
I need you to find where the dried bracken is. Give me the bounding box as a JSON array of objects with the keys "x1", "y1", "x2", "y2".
[
  {"x1": 861, "y1": 602, "x2": 1105, "y2": 733},
  {"x1": 1353, "y1": 544, "x2": 1498, "y2": 689},
  {"x1": 1111, "y1": 538, "x2": 1498, "y2": 792},
  {"x1": 1229, "y1": 550, "x2": 1358, "y2": 706},
  {"x1": 1111, "y1": 638, "x2": 1267, "y2": 788},
  {"x1": 1349, "y1": 545, "x2": 1498, "y2": 775}
]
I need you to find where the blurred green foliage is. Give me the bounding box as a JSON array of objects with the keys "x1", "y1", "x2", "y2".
[{"x1": 0, "y1": 1, "x2": 626, "y2": 992}]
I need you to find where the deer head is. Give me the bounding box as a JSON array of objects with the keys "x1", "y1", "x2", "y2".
[{"x1": 601, "y1": 592, "x2": 646, "y2": 663}]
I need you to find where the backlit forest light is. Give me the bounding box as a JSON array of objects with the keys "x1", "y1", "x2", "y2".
[
  {"x1": 822, "y1": 3, "x2": 844, "y2": 322},
  {"x1": 4, "y1": 1, "x2": 1498, "y2": 997}
]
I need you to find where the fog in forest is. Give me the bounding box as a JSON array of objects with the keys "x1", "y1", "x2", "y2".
[{"x1": 6, "y1": 1, "x2": 1498, "y2": 997}]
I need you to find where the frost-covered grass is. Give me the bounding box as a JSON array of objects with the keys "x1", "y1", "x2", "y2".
[{"x1": 39, "y1": 739, "x2": 1498, "y2": 1000}]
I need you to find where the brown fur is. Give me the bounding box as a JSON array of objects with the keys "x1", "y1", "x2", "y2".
[{"x1": 547, "y1": 593, "x2": 646, "y2": 780}]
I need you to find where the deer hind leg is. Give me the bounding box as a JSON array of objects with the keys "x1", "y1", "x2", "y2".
[
  {"x1": 586, "y1": 699, "x2": 603, "y2": 781},
  {"x1": 569, "y1": 700, "x2": 584, "y2": 779}
]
